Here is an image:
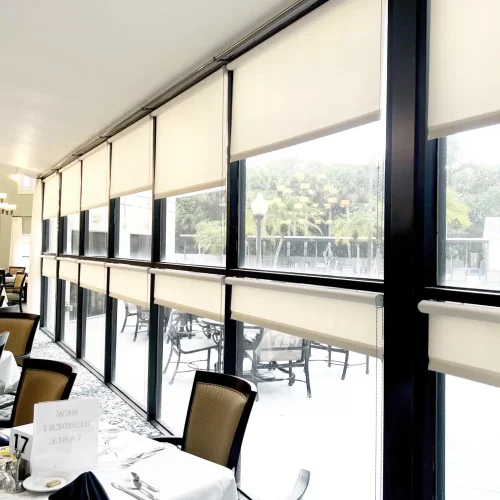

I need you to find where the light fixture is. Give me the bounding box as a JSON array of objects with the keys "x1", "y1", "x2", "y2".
[
  {"x1": 1, "y1": 204, "x2": 15, "y2": 215},
  {"x1": 0, "y1": 193, "x2": 6, "y2": 203},
  {"x1": 11, "y1": 169, "x2": 19, "y2": 182},
  {"x1": 250, "y1": 193, "x2": 269, "y2": 218}
]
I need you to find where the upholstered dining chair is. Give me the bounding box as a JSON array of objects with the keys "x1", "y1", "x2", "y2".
[
  {"x1": 0, "y1": 312, "x2": 40, "y2": 366},
  {"x1": 0, "y1": 358, "x2": 77, "y2": 428},
  {"x1": 155, "y1": 370, "x2": 256, "y2": 470},
  {"x1": 0, "y1": 296, "x2": 4, "y2": 308},
  {"x1": 5, "y1": 273, "x2": 26, "y2": 312},
  {"x1": 7, "y1": 267, "x2": 26, "y2": 276}
]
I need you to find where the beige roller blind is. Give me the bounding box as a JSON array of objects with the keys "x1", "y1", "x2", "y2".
[
  {"x1": 229, "y1": 0, "x2": 383, "y2": 160},
  {"x1": 109, "y1": 117, "x2": 153, "y2": 199},
  {"x1": 60, "y1": 161, "x2": 81, "y2": 216},
  {"x1": 79, "y1": 260, "x2": 107, "y2": 295},
  {"x1": 153, "y1": 70, "x2": 227, "y2": 199},
  {"x1": 428, "y1": 0, "x2": 500, "y2": 139},
  {"x1": 42, "y1": 256, "x2": 57, "y2": 278},
  {"x1": 419, "y1": 300, "x2": 500, "y2": 387},
  {"x1": 108, "y1": 264, "x2": 150, "y2": 307},
  {"x1": 81, "y1": 144, "x2": 110, "y2": 211},
  {"x1": 152, "y1": 269, "x2": 224, "y2": 321},
  {"x1": 42, "y1": 174, "x2": 60, "y2": 220},
  {"x1": 57, "y1": 258, "x2": 78, "y2": 284},
  {"x1": 227, "y1": 277, "x2": 383, "y2": 357}
]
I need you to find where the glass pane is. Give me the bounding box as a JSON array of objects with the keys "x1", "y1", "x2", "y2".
[
  {"x1": 117, "y1": 191, "x2": 152, "y2": 260},
  {"x1": 113, "y1": 300, "x2": 149, "y2": 408},
  {"x1": 64, "y1": 214, "x2": 80, "y2": 255},
  {"x1": 83, "y1": 289, "x2": 106, "y2": 374},
  {"x1": 439, "y1": 125, "x2": 500, "y2": 290},
  {"x1": 44, "y1": 218, "x2": 57, "y2": 253},
  {"x1": 445, "y1": 376, "x2": 500, "y2": 499},
  {"x1": 162, "y1": 188, "x2": 226, "y2": 267},
  {"x1": 85, "y1": 206, "x2": 108, "y2": 257},
  {"x1": 237, "y1": 323, "x2": 383, "y2": 499},
  {"x1": 159, "y1": 308, "x2": 224, "y2": 433},
  {"x1": 241, "y1": 122, "x2": 385, "y2": 279},
  {"x1": 61, "y1": 280, "x2": 78, "y2": 352},
  {"x1": 43, "y1": 277, "x2": 57, "y2": 334}
]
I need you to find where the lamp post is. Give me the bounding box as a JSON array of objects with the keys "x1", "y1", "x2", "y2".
[{"x1": 251, "y1": 193, "x2": 268, "y2": 268}]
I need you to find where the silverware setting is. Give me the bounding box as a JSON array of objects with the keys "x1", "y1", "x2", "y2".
[
  {"x1": 131, "y1": 472, "x2": 160, "y2": 493},
  {"x1": 111, "y1": 482, "x2": 145, "y2": 500},
  {"x1": 121, "y1": 447, "x2": 164, "y2": 467}
]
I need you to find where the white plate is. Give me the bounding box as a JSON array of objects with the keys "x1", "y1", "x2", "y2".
[{"x1": 23, "y1": 475, "x2": 69, "y2": 492}]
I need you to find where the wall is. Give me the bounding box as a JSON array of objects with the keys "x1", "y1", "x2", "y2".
[{"x1": 0, "y1": 166, "x2": 34, "y2": 268}]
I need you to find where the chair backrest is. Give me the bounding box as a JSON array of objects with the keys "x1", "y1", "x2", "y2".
[
  {"x1": 8, "y1": 267, "x2": 26, "y2": 275},
  {"x1": 0, "y1": 305, "x2": 23, "y2": 313},
  {"x1": 0, "y1": 296, "x2": 4, "y2": 307},
  {"x1": 0, "y1": 270, "x2": 5, "y2": 286},
  {"x1": 0, "y1": 331, "x2": 10, "y2": 359},
  {"x1": 11, "y1": 358, "x2": 77, "y2": 427},
  {"x1": 182, "y1": 370, "x2": 256, "y2": 470},
  {"x1": 0, "y1": 313, "x2": 40, "y2": 365},
  {"x1": 13, "y1": 273, "x2": 26, "y2": 290}
]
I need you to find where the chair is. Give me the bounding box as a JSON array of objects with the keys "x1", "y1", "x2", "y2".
[
  {"x1": 0, "y1": 313, "x2": 40, "y2": 366},
  {"x1": 0, "y1": 331, "x2": 10, "y2": 360},
  {"x1": 154, "y1": 370, "x2": 256, "y2": 470},
  {"x1": 0, "y1": 296, "x2": 4, "y2": 308},
  {"x1": 0, "y1": 271, "x2": 5, "y2": 287},
  {"x1": 121, "y1": 302, "x2": 137, "y2": 333},
  {"x1": 133, "y1": 306, "x2": 150, "y2": 342},
  {"x1": 6, "y1": 273, "x2": 26, "y2": 312},
  {"x1": 7, "y1": 267, "x2": 26, "y2": 276},
  {"x1": 0, "y1": 358, "x2": 76, "y2": 428},
  {"x1": 0, "y1": 305, "x2": 24, "y2": 313}
]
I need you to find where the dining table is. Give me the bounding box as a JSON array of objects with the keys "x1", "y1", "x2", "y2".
[
  {"x1": 0, "y1": 428, "x2": 238, "y2": 500},
  {"x1": 0, "y1": 351, "x2": 19, "y2": 395}
]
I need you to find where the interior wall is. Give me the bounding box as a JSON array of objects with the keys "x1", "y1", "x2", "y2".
[{"x1": 0, "y1": 166, "x2": 34, "y2": 268}]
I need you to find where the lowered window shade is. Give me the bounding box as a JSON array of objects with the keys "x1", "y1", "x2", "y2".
[
  {"x1": 419, "y1": 300, "x2": 500, "y2": 387},
  {"x1": 81, "y1": 144, "x2": 110, "y2": 211},
  {"x1": 60, "y1": 161, "x2": 81, "y2": 216},
  {"x1": 153, "y1": 70, "x2": 227, "y2": 199},
  {"x1": 229, "y1": 0, "x2": 383, "y2": 160},
  {"x1": 42, "y1": 174, "x2": 60, "y2": 220},
  {"x1": 78, "y1": 260, "x2": 107, "y2": 295},
  {"x1": 42, "y1": 256, "x2": 57, "y2": 278},
  {"x1": 57, "y1": 258, "x2": 78, "y2": 284},
  {"x1": 151, "y1": 269, "x2": 224, "y2": 321},
  {"x1": 107, "y1": 264, "x2": 150, "y2": 308},
  {"x1": 109, "y1": 117, "x2": 153, "y2": 199},
  {"x1": 227, "y1": 277, "x2": 383, "y2": 357},
  {"x1": 428, "y1": 0, "x2": 500, "y2": 138}
]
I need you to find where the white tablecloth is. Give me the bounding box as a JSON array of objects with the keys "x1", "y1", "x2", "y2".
[
  {"x1": 0, "y1": 430, "x2": 237, "y2": 500},
  {"x1": 0, "y1": 351, "x2": 19, "y2": 395}
]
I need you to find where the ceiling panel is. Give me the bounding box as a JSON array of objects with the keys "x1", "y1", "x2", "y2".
[{"x1": 0, "y1": 0, "x2": 296, "y2": 174}]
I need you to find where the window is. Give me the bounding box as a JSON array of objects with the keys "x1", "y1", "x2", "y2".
[
  {"x1": 60, "y1": 280, "x2": 78, "y2": 352},
  {"x1": 43, "y1": 218, "x2": 57, "y2": 253},
  {"x1": 43, "y1": 277, "x2": 57, "y2": 335},
  {"x1": 82, "y1": 289, "x2": 106, "y2": 374},
  {"x1": 62, "y1": 213, "x2": 80, "y2": 255},
  {"x1": 113, "y1": 299, "x2": 149, "y2": 408},
  {"x1": 18, "y1": 175, "x2": 36, "y2": 194},
  {"x1": 439, "y1": 125, "x2": 500, "y2": 291},
  {"x1": 241, "y1": 122, "x2": 384, "y2": 279},
  {"x1": 85, "y1": 206, "x2": 108, "y2": 257},
  {"x1": 116, "y1": 191, "x2": 152, "y2": 260},
  {"x1": 162, "y1": 188, "x2": 226, "y2": 266}
]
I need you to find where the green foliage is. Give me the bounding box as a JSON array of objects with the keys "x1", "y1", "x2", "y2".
[{"x1": 194, "y1": 220, "x2": 225, "y2": 254}]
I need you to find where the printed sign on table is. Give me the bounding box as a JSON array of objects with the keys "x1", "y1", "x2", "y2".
[{"x1": 30, "y1": 398, "x2": 100, "y2": 477}]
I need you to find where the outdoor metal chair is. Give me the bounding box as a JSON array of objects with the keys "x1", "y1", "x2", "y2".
[
  {"x1": 120, "y1": 302, "x2": 137, "y2": 333},
  {"x1": 133, "y1": 306, "x2": 149, "y2": 342}
]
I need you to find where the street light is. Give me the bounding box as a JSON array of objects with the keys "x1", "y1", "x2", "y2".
[{"x1": 251, "y1": 193, "x2": 268, "y2": 268}]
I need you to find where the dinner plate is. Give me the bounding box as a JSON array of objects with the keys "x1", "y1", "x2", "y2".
[{"x1": 23, "y1": 475, "x2": 69, "y2": 492}]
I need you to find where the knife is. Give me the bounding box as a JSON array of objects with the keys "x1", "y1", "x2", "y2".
[{"x1": 111, "y1": 482, "x2": 147, "y2": 500}]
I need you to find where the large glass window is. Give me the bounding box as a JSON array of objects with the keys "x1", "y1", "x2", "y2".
[
  {"x1": 117, "y1": 191, "x2": 152, "y2": 260},
  {"x1": 42, "y1": 277, "x2": 57, "y2": 335},
  {"x1": 62, "y1": 213, "x2": 80, "y2": 255},
  {"x1": 439, "y1": 125, "x2": 500, "y2": 290},
  {"x1": 60, "y1": 280, "x2": 78, "y2": 352},
  {"x1": 162, "y1": 188, "x2": 226, "y2": 267},
  {"x1": 241, "y1": 122, "x2": 384, "y2": 279},
  {"x1": 85, "y1": 206, "x2": 108, "y2": 257},
  {"x1": 113, "y1": 299, "x2": 149, "y2": 408},
  {"x1": 43, "y1": 218, "x2": 58, "y2": 253},
  {"x1": 82, "y1": 289, "x2": 106, "y2": 374}
]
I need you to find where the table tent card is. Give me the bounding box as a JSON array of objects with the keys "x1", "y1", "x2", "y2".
[{"x1": 30, "y1": 398, "x2": 100, "y2": 477}]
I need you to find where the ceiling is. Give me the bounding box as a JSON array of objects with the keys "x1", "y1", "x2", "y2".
[{"x1": 0, "y1": 0, "x2": 296, "y2": 176}]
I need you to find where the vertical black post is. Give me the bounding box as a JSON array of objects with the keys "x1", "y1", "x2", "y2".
[
  {"x1": 109, "y1": 199, "x2": 118, "y2": 259},
  {"x1": 76, "y1": 266, "x2": 84, "y2": 358},
  {"x1": 104, "y1": 267, "x2": 114, "y2": 383},
  {"x1": 436, "y1": 372, "x2": 445, "y2": 499},
  {"x1": 437, "y1": 138, "x2": 447, "y2": 284},
  {"x1": 55, "y1": 276, "x2": 64, "y2": 343},
  {"x1": 80, "y1": 287, "x2": 88, "y2": 359}
]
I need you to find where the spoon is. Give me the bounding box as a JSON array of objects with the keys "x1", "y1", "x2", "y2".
[
  {"x1": 131, "y1": 472, "x2": 160, "y2": 492},
  {"x1": 128, "y1": 482, "x2": 158, "y2": 500}
]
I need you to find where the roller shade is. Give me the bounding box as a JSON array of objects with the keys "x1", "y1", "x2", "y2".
[
  {"x1": 227, "y1": 278, "x2": 383, "y2": 357},
  {"x1": 428, "y1": 0, "x2": 500, "y2": 139},
  {"x1": 42, "y1": 174, "x2": 60, "y2": 220},
  {"x1": 42, "y1": 256, "x2": 57, "y2": 279},
  {"x1": 81, "y1": 144, "x2": 110, "y2": 211},
  {"x1": 60, "y1": 161, "x2": 81, "y2": 216},
  {"x1": 152, "y1": 269, "x2": 224, "y2": 321},
  {"x1": 153, "y1": 70, "x2": 227, "y2": 199},
  {"x1": 57, "y1": 258, "x2": 78, "y2": 284},
  {"x1": 419, "y1": 300, "x2": 500, "y2": 387},
  {"x1": 78, "y1": 260, "x2": 107, "y2": 295},
  {"x1": 108, "y1": 264, "x2": 150, "y2": 307},
  {"x1": 229, "y1": 0, "x2": 383, "y2": 160},
  {"x1": 109, "y1": 117, "x2": 153, "y2": 199}
]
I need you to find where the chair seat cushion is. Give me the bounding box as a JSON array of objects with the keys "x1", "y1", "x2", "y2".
[
  {"x1": 6, "y1": 293, "x2": 20, "y2": 301},
  {"x1": 180, "y1": 337, "x2": 217, "y2": 353}
]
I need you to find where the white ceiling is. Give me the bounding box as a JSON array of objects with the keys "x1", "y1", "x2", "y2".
[{"x1": 0, "y1": 0, "x2": 296, "y2": 175}]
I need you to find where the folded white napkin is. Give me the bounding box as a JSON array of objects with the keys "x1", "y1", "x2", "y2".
[{"x1": 104, "y1": 430, "x2": 164, "y2": 460}]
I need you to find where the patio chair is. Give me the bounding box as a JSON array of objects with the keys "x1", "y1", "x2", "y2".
[
  {"x1": 154, "y1": 370, "x2": 256, "y2": 470},
  {"x1": 0, "y1": 312, "x2": 40, "y2": 366},
  {"x1": 0, "y1": 358, "x2": 76, "y2": 428},
  {"x1": 133, "y1": 306, "x2": 149, "y2": 342},
  {"x1": 121, "y1": 302, "x2": 137, "y2": 332},
  {"x1": 5, "y1": 273, "x2": 26, "y2": 312}
]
